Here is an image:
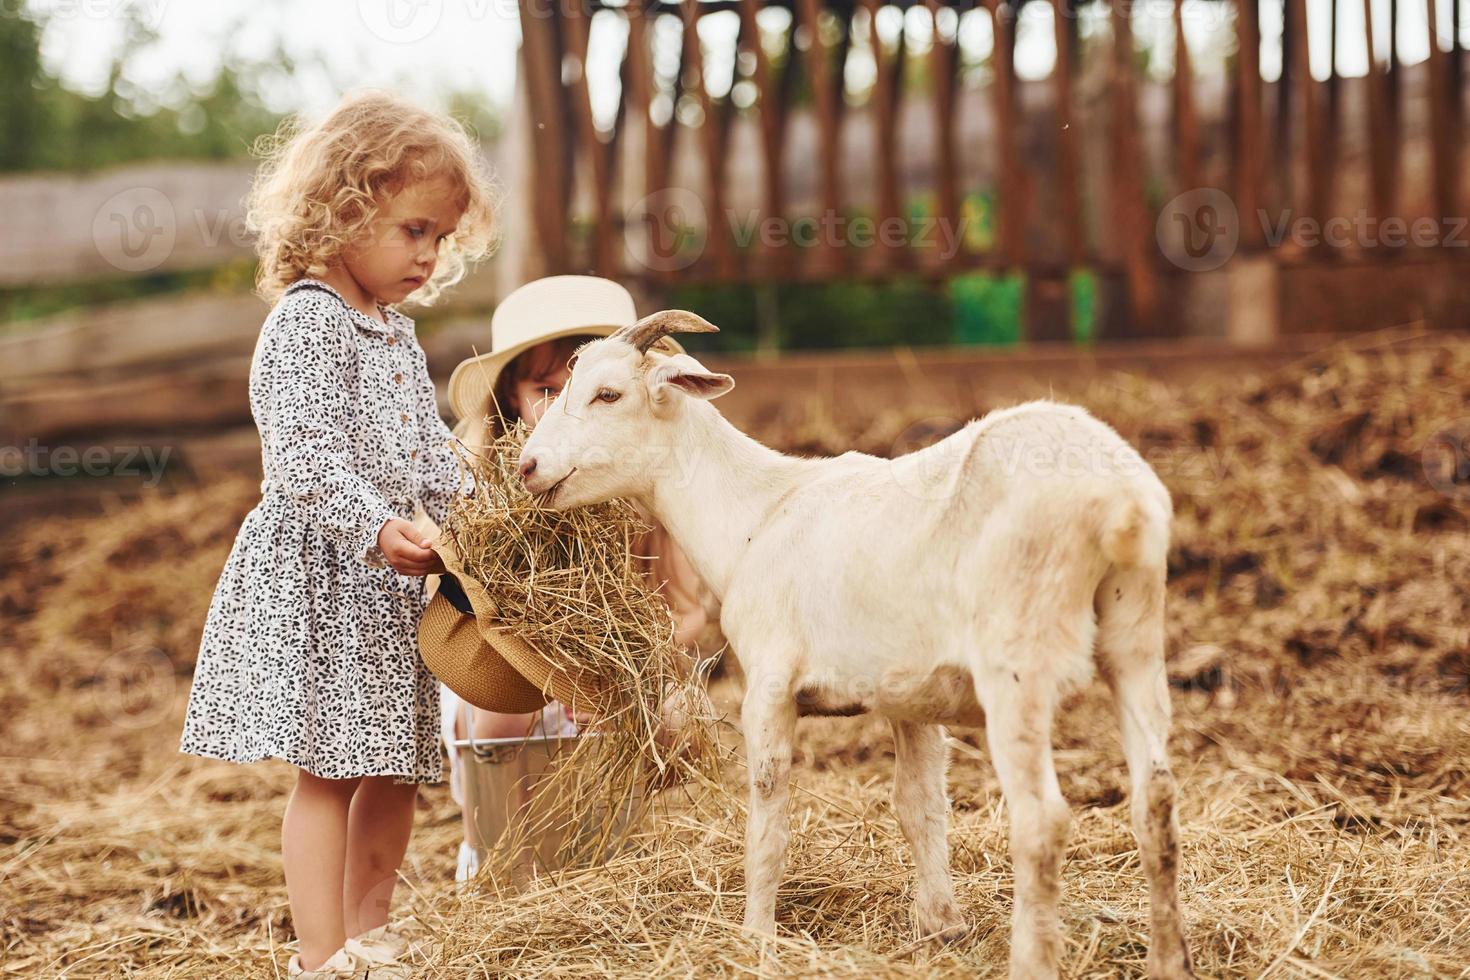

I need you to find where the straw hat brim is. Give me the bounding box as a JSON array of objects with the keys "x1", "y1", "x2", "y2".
[
  {"x1": 447, "y1": 325, "x2": 685, "y2": 424},
  {"x1": 418, "y1": 590, "x2": 550, "y2": 714},
  {"x1": 418, "y1": 530, "x2": 608, "y2": 715}
]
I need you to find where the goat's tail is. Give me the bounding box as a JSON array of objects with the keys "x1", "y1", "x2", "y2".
[{"x1": 1096, "y1": 487, "x2": 1169, "y2": 569}]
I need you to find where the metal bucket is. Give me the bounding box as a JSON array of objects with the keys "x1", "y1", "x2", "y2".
[{"x1": 449, "y1": 709, "x2": 637, "y2": 877}]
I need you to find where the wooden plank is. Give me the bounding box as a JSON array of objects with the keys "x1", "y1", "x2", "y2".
[
  {"x1": 738, "y1": 0, "x2": 788, "y2": 277},
  {"x1": 0, "y1": 357, "x2": 253, "y2": 446},
  {"x1": 796, "y1": 0, "x2": 845, "y2": 275},
  {"x1": 702, "y1": 332, "x2": 1389, "y2": 431},
  {"x1": 0, "y1": 162, "x2": 254, "y2": 288},
  {"x1": 0, "y1": 293, "x2": 264, "y2": 385},
  {"x1": 1235, "y1": 0, "x2": 1265, "y2": 249},
  {"x1": 683, "y1": 0, "x2": 735, "y2": 277}
]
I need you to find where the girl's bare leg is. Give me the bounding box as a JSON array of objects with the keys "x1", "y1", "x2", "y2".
[
  {"x1": 343, "y1": 775, "x2": 421, "y2": 938},
  {"x1": 283, "y1": 769, "x2": 361, "y2": 970}
]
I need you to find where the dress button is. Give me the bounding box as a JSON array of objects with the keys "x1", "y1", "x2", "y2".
[
  {"x1": 387, "y1": 335, "x2": 398, "y2": 346},
  {"x1": 411, "y1": 449, "x2": 419, "y2": 460},
  {"x1": 400, "y1": 412, "x2": 410, "y2": 423},
  {"x1": 394, "y1": 373, "x2": 403, "y2": 384}
]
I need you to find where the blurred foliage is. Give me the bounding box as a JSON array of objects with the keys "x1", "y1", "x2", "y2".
[
  {"x1": 0, "y1": 4, "x2": 503, "y2": 327},
  {"x1": 670, "y1": 267, "x2": 1095, "y2": 352},
  {"x1": 0, "y1": 8, "x2": 283, "y2": 172},
  {"x1": 669, "y1": 278, "x2": 954, "y2": 353},
  {"x1": 0, "y1": 6, "x2": 501, "y2": 174}
]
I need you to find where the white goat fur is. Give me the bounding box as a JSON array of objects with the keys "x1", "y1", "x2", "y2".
[{"x1": 518, "y1": 313, "x2": 1195, "y2": 980}]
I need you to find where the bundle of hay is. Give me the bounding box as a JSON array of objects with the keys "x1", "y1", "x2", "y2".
[{"x1": 439, "y1": 421, "x2": 724, "y2": 879}]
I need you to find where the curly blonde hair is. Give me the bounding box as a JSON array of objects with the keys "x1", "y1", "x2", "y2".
[{"x1": 246, "y1": 89, "x2": 500, "y2": 305}]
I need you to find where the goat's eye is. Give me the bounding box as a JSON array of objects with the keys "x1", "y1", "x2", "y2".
[{"x1": 594, "y1": 388, "x2": 621, "y2": 404}]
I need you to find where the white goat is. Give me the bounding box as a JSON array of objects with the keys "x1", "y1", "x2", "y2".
[{"x1": 518, "y1": 311, "x2": 1195, "y2": 979}]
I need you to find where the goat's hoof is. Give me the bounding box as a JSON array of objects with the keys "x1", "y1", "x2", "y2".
[
  {"x1": 916, "y1": 904, "x2": 969, "y2": 944},
  {"x1": 1145, "y1": 939, "x2": 1196, "y2": 980}
]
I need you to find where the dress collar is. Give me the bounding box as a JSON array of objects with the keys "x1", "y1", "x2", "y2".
[{"x1": 284, "y1": 278, "x2": 409, "y2": 336}]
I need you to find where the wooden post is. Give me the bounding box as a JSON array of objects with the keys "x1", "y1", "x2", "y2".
[
  {"x1": 1173, "y1": 0, "x2": 1199, "y2": 195},
  {"x1": 1323, "y1": 0, "x2": 1342, "y2": 227},
  {"x1": 738, "y1": 0, "x2": 787, "y2": 278},
  {"x1": 796, "y1": 0, "x2": 845, "y2": 276},
  {"x1": 1426, "y1": 0, "x2": 1460, "y2": 226},
  {"x1": 924, "y1": 0, "x2": 961, "y2": 274},
  {"x1": 1054, "y1": 0, "x2": 1083, "y2": 267},
  {"x1": 1362, "y1": 0, "x2": 1396, "y2": 222},
  {"x1": 1110, "y1": 0, "x2": 1158, "y2": 334},
  {"x1": 1235, "y1": 0, "x2": 1265, "y2": 250},
  {"x1": 564, "y1": 2, "x2": 616, "y2": 276},
  {"x1": 859, "y1": 0, "x2": 907, "y2": 274},
  {"x1": 992, "y1": 0, "x2": 1024, "y2": 272},
  {"x1": 1288, "y1": 0, "x2": 1324, "y2": 230},
  {"x1": 682, "y1": 0, "x2": 734, "y2": 278},
  {"x1": 518, "y1": 0, "x2": 571, "y2": 273}
]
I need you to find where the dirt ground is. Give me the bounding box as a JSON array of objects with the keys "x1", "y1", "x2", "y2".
[{"x1": 3, "y1": 331, "x2": 1468, "y2": 977}]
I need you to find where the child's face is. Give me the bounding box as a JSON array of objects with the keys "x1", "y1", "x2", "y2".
[
  {"x1": 514, "y1": 356, "x2": 571, "y2": 430},
  {"x1": 341, "y1": 175, "x2": 464, "y2": 305}
]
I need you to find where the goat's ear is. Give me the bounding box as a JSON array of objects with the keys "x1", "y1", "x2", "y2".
[{"x1": 648, "y1": 353, "x2": 735, "y2": 402}]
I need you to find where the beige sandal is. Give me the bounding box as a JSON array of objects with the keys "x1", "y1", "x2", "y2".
[
  {"x1": 345, "y1": 922, "x2": 439, "y2": 977},
  {"x1": 286, "y1": 945, "x2": 366, "y2": 979}
]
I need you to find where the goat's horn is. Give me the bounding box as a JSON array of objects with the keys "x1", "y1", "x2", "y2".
[{"x1": 611, "y1": 309, "x2": 719, "y2": 354}]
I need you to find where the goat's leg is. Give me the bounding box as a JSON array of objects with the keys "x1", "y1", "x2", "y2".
[
  {"x1": 1097, "y1": 567, "x2": 1195, "y2": 979},
  {"x1": 976, "y1": 673, "x2": 1071, "y2": 980},
  {"x1": 891, "y1": 720, "x2": 966, "y2": 942},
  {"x1": 740, "y1": 683, "x2": 796, "y2": 935}
]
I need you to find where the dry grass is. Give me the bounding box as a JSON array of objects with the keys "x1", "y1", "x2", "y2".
[
  {"x1": 3, "y1": 331, "x2": 1468, "y2": 977},
  {"x1": 440, "y1": 423, "x2": 722, "y2": 878}
]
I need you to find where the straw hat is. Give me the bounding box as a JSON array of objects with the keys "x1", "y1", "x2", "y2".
[
  {"x1": 419, "y1": 529, "x2": 608, "y2": 714},
  {"x1": 446, "y1": 275, "x2": 685, "y2": 424}
]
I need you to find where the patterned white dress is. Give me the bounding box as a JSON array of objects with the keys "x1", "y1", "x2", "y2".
[{"x1": 179, "y1": 278, "x2": 472, "y2": 783}]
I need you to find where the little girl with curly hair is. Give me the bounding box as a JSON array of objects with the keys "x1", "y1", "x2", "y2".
[{"x1": 178, "y1": 90, "x2": 497, "y2": 978}]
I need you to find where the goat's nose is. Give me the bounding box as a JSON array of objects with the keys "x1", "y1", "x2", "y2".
[{"x1": 519, "y1": 456, "x2": 538, "y2": 481}]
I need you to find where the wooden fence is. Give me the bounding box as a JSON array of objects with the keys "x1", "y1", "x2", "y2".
[{"x1": 513, "y1": 0, "x2": 1470, "y2": 338}]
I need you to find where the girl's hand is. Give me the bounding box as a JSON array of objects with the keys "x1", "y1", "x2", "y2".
[{"x1": 378, "y1": 518, "x2": 441, "y2": 576}]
